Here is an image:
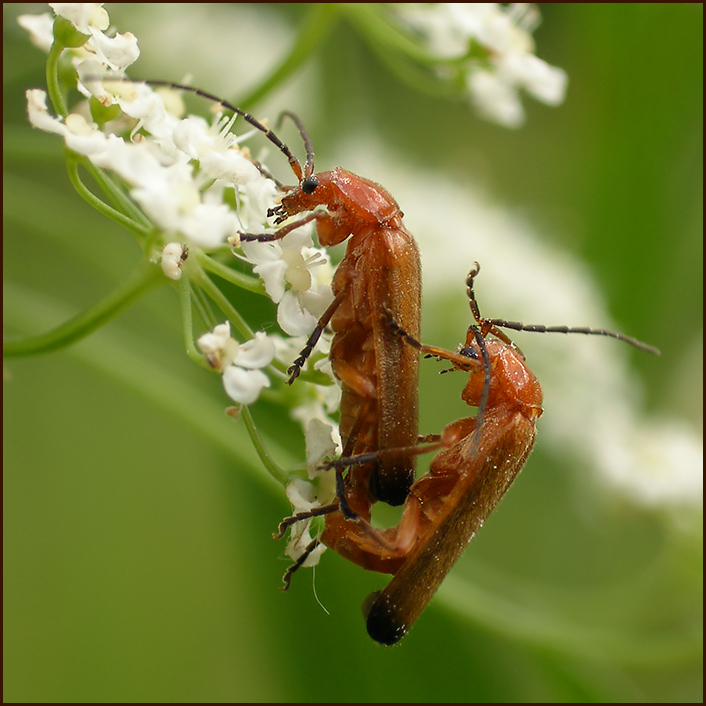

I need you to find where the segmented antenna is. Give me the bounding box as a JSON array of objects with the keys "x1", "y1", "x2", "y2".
[
  {"x1": 277, "y1": 111, "x2": 315, "y2": 179},
  {"x1": 107, "y1": 78, "x2": 309, "y2": 182},
  {"x1": 465, "y1": 262, "x2": 660, "y2": 356}
]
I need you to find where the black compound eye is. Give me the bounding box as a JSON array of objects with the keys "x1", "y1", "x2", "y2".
[
  {"x1": 458, "y1": 346, "x2": 479, "y2": 360},
  {"x1": 301, "y1": 175, "x2": 319, "y2": 194}
]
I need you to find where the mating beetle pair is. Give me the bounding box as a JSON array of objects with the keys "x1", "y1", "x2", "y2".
[{"x1": 145, "y1": 80, "x2": 658, "y2": 645}]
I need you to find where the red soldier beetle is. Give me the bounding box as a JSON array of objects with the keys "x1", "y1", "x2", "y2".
[
  {"x1": 115, "y1": 79, "x2": 421, "y2": 510},
  {"x1": 236, "y1": 117, "x2": 423, "y2": 512},
  {"x1": 293, "y1": 262, "x2": 658, "y2": 645},
  {"x1": 139, "y1": 81, "x2": 421, "y2": 511}
]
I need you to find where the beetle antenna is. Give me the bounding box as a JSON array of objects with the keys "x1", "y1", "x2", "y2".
[
  {"x1": 483, "y1": 316, "x2": 661, "y2": 355},
  {"x1": 277, "y1": 111, "x2": 316, "y2": 178},
  {"x1": 97, "y1": 78, "x2": 305, "y2": 181},
  {"x1": 466, "y1": 262, "x2": 520, "y2": 350},
  {"x1": 466, "y1": 262, "x2": 660, "y2": 356}
]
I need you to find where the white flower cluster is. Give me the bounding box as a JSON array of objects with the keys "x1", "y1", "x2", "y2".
[
  {"x1": 24, "y1": 87, "x2": 270, "y2": 249},
  {"x1": 19, "y1": 4, "x2": 339, "y2": 413},
  {"x1": 394, "y1": 3, "x2": 568, "y2": 127}
]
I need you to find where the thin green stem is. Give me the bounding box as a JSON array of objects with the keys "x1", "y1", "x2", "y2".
[
  {"x1": 342, "y1": 4, "x2": 444, "y2": 66},
  {"x1": 177, "y1": 273, "x2": 212, "y2": 369},
  {"x1": 66, "y1": 156, "x2": 150, "y2": 238},
  {"x1": 342, "y1": 5, "x2": 468, "y2": 100},
  {"x1": 3, "y1": 261, "x2": 163, "y2": 357},
  {"x1": 196, "y1": 252, "x2": 265, "y2": 295},
  {"x1": 194, "y1": 269, "x2": 255, "y2": 341},
  {"x1": 241, "y1": 406, "x2": 290, "y2": 486},
  {"x1": 76, "y1": 157, "x2": 152, "y2": 231},
  {"x1": 190, "y1": 280, "x2": 219, "y2": 332},
  {"x1": 45, "y1": 41, "x2": 68, "y2": 116},
  {"x1": 235, "y1": 4, "x2": 341, "y2": 109}
]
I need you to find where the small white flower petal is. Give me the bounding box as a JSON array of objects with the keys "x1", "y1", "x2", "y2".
[
  {"x1": 200, "y1": 149, "x2": 261, "y2": 185},
  {"x1": 239, "y1": 176, "x2": 279, "y2": 227},
  {"x1": 499, "y1": 52, "x2": 568, "y2": 106},
  {"x1": 89, "y1": 28, "x2": 140, "y2": 70},
  {"x1": 277, "y1": 290, "x2": 318, "y2": 337},
  {"x1": 251, "y1": 257, "x2": 289, "y2": 302},
  {"x1": 300, "y1": 284, "x2": 334, "y2": 320},
  {"x1": 283, "y1": 477, "x2": 331, "y2": 566},
  {"x1": 26, "y1": 90, "x2": 110, "y2": 155},
  {"x1": 467, "y1": 70, "x2": 525, "y2": 128},
  {"x1": 50, "y1": 3, "x2": 108, "y2": 34},
  {"x1": 171, "y1": 115, "x2": 212, "y2": 158},
  {"x1": 177, "y1": 202, "x2": 241, "y2": 249},
  {"x1": 280, "y1": 227, "x2": 315, "y2": 251},
  {"x1": 305, "y1": 418, "x2": 339, "y2": 474},
  {"x1": 222, "y1": 366, "x2": 270, "y2": 405},
  {"x1": 17, "y1": 13, "x2": 55, "y2": 52},
  {"x1": 239, "y1": 240, "x2": 281, "y2": 266},
  {"x1": 26, "y1": 89, "x2": 65, "y2": 135},
  {"x1": 62, "y1": 113, "x2": 109, "y2": 155},
  {"x1": 197, "y1": 322, "x2": 242, "y2": 370},
  {"x1": 286, "y1": 478, "x2": 319, "y2": 513},
  {"x1": 285, "y1": 521, "x2": 327, "y2": 566},
  {"x1": 197, "y1": 322, "x2": 232, "y2": 354},
  {"x1": 234, "y1": 332, "x2": 276, "y2": 369},
  {"x1": 282, "y1": 249, "x2": 313, "y2": 292}
]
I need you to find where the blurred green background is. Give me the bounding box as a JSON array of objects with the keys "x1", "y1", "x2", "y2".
[{"x1": 4, "y1": 3, "x2": 702, "y2": 702}]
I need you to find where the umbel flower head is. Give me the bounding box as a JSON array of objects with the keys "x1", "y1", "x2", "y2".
[{"x1": 19, "y1": 3, "x2": 338, "y2": 412}]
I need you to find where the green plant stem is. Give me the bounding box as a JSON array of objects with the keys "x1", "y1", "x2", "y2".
[
  {"x1": 241, "y1": 406, "x2": 289, "y2": 486},
  {"x1": 83, "y1": 161, "x2": 152, "y2": 230},
  {"x1": 342, "y1": 4, "x2": 441, "y2": 65},
  {"x1": 235, "y1": 4, "x2": 340, "y2": 109},
  {"x1": 193, "y1": 269, "x2": 255, "y2": 341},
  {"x1": 190, "y1": 279, "x2": 220, "y2": 332},
  {"x1": 45, "y1": 41, "x2": 68, "y2": 116},
  {"x1": 3, "y1": 262, "x2": 163, "y2": 357},
  {"x1": 343, "y1": 4, "x2": 460, "y2": 100},
  {"x1": 66, "y1": 157, "x2": 150, "y2": 238},
  {"x1": 196, "y1": 252, "x2": 264, "y2": 295},
  {"x1": 176, "y1": 273, "x2": 211, "y2": 369}
]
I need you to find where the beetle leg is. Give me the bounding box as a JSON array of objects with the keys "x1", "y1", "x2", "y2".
[
  {"x1": 279, "y1": 537, "x2": 321, "y2": 591},
  {"x1": 238, "y1": 210, "x2": 324, "y2": 242},
  {"x1": 287, "y1": 289, "x2": 347, "y2": 384}
]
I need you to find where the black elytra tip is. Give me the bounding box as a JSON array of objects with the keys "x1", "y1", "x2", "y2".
[
  {"x1": 362, "y1": 590, "x2": 408, "y2": 646},
  {"x1": 369, "y1": 467, "x2": 414, "y2": 507}
]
